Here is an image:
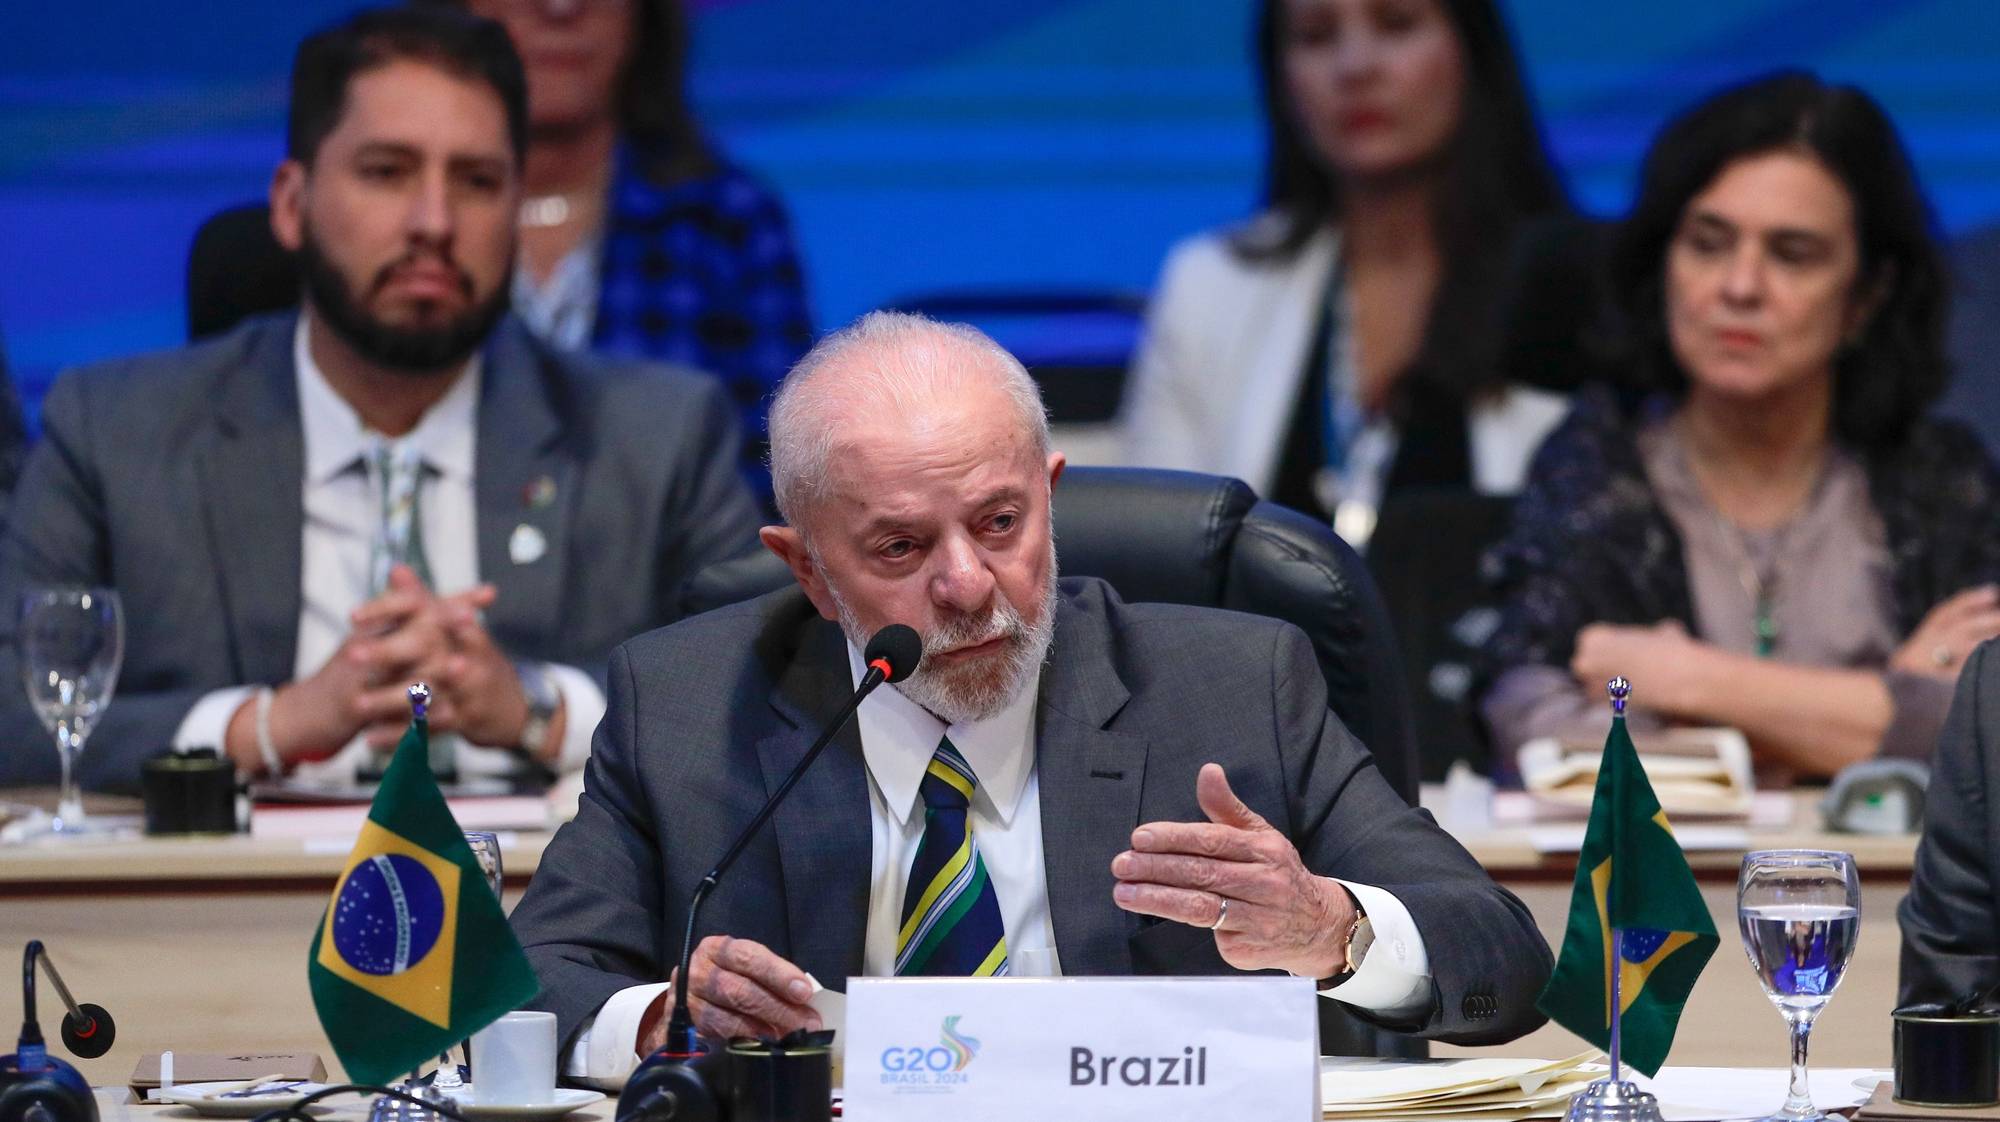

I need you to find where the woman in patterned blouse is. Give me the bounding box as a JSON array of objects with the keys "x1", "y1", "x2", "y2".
[{"x1": 1477, "y1": 72, "x2": 2000, "y2": 782}]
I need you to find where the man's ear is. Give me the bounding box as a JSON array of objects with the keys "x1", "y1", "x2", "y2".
[
  {"x1": 269, "y1": 159, "x2": 308, "y2": 252},
  {"x1": 760, "y1": 525, "x2": 839, "y2": 622},
  {"x1": 1046, "y1": 450, "x2": 1067, "y2": 492}
]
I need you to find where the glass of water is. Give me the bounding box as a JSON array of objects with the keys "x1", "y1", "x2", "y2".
[
  {"x1": 433, "y1": 832, "x2": 506, "y2": 1097},
  {"x1": 1737, "y1": 849, "x2": 1860, "y2": 1122},
  {"x1": 17, "y1": 588, "x2": 124, "y2": 837}
]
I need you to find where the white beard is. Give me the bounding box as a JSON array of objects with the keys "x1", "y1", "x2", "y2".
[{"x1": 824, "y1": 549, "x2": 1058, "y2": 726}]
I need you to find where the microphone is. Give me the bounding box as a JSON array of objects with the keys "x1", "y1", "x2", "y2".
[
  {"x1": 617, "y1": 624, "x2": 921, "y2": 1122},
  {"x1": 1, "y1": 941, "x2": 115, "y2": 1122}
]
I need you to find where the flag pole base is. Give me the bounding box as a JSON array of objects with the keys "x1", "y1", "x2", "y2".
[{"x1": 1564, "y1": 1076, "x2": 1664, "y2": 1122}]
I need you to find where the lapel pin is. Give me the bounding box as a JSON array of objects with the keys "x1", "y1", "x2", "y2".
[
  {"x1": 525, "y1": 475, "x2": 557, "y2": 509},
  {"x1": 509, "y1": 523, "x2": 547, "y2": 566}
]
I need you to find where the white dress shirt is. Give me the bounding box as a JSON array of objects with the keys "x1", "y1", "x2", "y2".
[
  {"x1": 171, "y1": 315, "x2": 606, "y2": 779},
  {"x1": 566, "y1": 641, "x2": 1432, "y2": 1085}
]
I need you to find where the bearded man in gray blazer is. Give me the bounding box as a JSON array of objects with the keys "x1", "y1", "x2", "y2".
[
  {"x1": 0, "y1": 7, "x2": 759, "y2": 794},
  {"x1": 512, "y1": 311, "x2": 1552, "y2": 1084}
]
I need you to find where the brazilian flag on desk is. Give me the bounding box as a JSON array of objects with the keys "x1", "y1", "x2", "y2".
[
  {"x1": 308, "y1": 703, "x2": 538, "y2": 1085},
  {"x1": 1536, "y1": 711, "x2": 1719, "y2": 1077}
]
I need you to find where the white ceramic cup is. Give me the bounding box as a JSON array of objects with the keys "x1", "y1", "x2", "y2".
[{"x1": 470, "y1": 1010, "x2": 557, "y2": 1105}]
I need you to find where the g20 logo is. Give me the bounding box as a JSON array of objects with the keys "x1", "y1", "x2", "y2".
[{"x1": 880, "y1": 1015, "x2": 981, "y2": 1077}]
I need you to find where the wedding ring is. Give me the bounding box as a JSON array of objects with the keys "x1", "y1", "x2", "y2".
[
  {"x1": 1934, "y1": 644, "x2": 1955, "y2": 668},
  {"x1": 1208, "y1": 897, "x2": 1230, "y2": 931}
]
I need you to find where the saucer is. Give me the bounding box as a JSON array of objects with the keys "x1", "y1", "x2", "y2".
[
  {"x1": 446, "y1": 1087, "x2": 604, "y2": 1120},
  {"x1": 154, "y1": 1082, "x2": 331, "y2": 1118}
]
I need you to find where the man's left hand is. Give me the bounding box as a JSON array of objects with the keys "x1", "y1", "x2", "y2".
[
  {"x1": 430, "y1": 598, "x2": 542, "y2": 751},
  {"x1": 1111, "y1": 763, "x2": 1356, "y2": 979}
]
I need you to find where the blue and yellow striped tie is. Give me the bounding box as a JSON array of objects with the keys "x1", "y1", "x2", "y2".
[{"x1": 894, "y1": 736, "x2": 1009, "y2": 977}]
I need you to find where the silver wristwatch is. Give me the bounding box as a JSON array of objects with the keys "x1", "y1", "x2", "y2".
[{"x1": 514, "y1": 660, "x2": 560, "y2": 760}]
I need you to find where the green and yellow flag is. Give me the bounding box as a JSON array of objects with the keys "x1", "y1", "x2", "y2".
[
  {"x1": 308, "y1": 705, "x2": 538, "y2": 1085},
  {"x1": 1536, "y1": 710, "x2": 1718, "y2": 1077}
]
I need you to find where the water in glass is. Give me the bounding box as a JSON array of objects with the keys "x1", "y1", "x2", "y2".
[{"x1": 1736, "y1": 849, "x2": 1861, "y2": 1122}]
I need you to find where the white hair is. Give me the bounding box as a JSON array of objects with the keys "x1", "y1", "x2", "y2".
[{"x1": 766, "y1": 310, "x2": 1051, "y2": 528}]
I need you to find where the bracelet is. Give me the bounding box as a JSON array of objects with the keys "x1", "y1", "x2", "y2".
[{"x1": 253, "y1": 687, "x2": 282, "y2": 778}]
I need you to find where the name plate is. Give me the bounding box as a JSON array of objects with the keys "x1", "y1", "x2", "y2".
[{"x1": 843, "y1": 975, "x2": 1319, "y2": 1120}]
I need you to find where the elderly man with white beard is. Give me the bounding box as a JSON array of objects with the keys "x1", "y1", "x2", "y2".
[{"x1": 510, "y1": 311, "x2": 1553, "y2": 1083}]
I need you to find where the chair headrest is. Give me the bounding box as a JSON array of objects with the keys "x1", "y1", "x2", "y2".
[
  {"x1": 187, "y1": 202, "x2": 298, "y2": 341},
  {"x1": 1052, "y1": 467, "x2": 1255, "y2": 605}
]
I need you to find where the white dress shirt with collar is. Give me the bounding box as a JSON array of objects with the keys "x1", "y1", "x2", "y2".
[
  {"x1": 170, "y1": 315, "x2": 606, "y2": 779},
  {"x1": 565, "y1": 639, "x2": 1432, "y2": 1086}
]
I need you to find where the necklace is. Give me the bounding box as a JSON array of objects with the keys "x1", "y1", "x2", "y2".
[
  {"x1": 519, "y1": 193, "x2": 588, "y2": 229},
  {"x1": 1711, "y1": 514, "x2": 1782, "y2": 658},
  {"x1": 1672, "y1": 414, "x2": 1827, "y2": 660}
]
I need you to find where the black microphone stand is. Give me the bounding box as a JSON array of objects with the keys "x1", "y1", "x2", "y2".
[
  {"x1": 1, "y1": 941, "x2": 115, "y2": 1122},
  {"x1": 618, "y1": 626, "x2": 919, "y2": 1122}
]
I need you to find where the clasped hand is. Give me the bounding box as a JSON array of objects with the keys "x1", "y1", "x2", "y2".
[
  {"x1": 1110, "y1": 763, "x2": 1356, "y2": 980},
  {"x1": 256, "y1": 565, "x2": 533, "y2": 764}
]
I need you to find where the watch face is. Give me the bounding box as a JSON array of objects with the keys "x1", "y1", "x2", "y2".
[{"x1": 1348, "y1": 916, "x2": 1375, "y2": 968}]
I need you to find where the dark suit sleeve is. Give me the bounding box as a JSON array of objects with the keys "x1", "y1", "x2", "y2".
[
  {"x1": 1899, "y1": 641, "x2": 2000, "y2": 1006},
  {"x1": 0, "y1": 371, "x2": 202, "y2": 791},
  {"x1": 514, "y1": 643, "x2": 670, "y2": 1051},
  {"x1": 656, "y1": 378, "x2": 762, "y2": 615},
  {"x1": 1275, "y1": 624, "x2": 1553, "y2": 1044}
]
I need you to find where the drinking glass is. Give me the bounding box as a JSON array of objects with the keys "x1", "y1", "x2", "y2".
[
  {"x1": 17, "y1": 589, "x2": 124, "y2": 837},
  {"x1": 433, "y1": 832, "x2": 506, "y2": 1096},
  {"x1": 1737, "y1": 849, "x2": 1861, "y2": 1122}
]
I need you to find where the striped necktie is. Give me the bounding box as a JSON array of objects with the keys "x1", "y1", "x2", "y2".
[
  {"x1": 368, "y1": 440, "x2": 433, "y2": 592},
  {"x1": 895, "y1": 736, "x2": 1009, "y2": 977}
]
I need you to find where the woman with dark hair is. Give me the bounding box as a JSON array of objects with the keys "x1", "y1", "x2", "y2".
[
  {"x1": 1479, "y1": 71, "x2": 2000, "y2": 779},
  {"x1": 451, "y1": 0, "x2": 812, "y2": 492},
  {"x1": 1120, "y1": 0, "x2": 1573, "y2": 543}
]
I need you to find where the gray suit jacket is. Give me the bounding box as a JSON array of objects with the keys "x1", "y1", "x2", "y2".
[
  {"x1": 0, "y1": 313, "x2": 762, "y2": 791},
  {"x1": 512, "y1": 578, "x2": 1553, "y2": 1054},
  {"x1": 1900, "y1": 638, "x2": 2000, "y2": 1006}
]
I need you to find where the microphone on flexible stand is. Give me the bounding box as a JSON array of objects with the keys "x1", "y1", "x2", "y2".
[
  {"x1": 1, "y1": 940, "x2": 118, "y2": 1122},
  {"x1": 616, "y1": 623, "x2": 923, "y2": 1122}
]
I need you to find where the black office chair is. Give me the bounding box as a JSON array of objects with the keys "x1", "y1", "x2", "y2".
[
  {"x1": 187, "y1": 202, "x2": 297, "y2": 341},
  {"x1": 685, "y1": 466, "x2": 1417, "y2": 804},
  {"x1": 683, "y1": 466, "x2": 1424, "y2": 1058},
  {"x1": 1367, "y1": 489, "x2": 1518, "y2": 781}
]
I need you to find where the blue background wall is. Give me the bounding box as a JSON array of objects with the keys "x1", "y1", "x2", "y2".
[{"x1": 3, "y1": 0, "x2": 1998, "y2": 421}]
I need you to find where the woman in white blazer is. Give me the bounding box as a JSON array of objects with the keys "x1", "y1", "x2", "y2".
[{"x1": 1122, "y1": 0, "x2": 1573, "y2": 545}]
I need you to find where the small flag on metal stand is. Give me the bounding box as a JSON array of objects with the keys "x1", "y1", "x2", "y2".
[
  {"x1": 308, "y1": 684, "x2": 538, "y2": 1086},
  {"x1": 1540, "y1": 678, "x2": 1719, "y2": 1122}
]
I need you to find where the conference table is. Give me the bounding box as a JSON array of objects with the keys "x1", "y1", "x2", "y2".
[
  {"x1": 0, "y1": 787, "x2": 1915, "y2": 1091},
  {"x1": 82, "y1": 1068, "x2": 1895, "y2": 1122}
]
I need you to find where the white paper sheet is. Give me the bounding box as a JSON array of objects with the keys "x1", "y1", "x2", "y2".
[
  {"x1": 1320, "y1": 1053, "x2": 1601, "y2": 1105},
  {"x1": 1633, "y1": 1066, "x2": 1886, "y2": 1121}
]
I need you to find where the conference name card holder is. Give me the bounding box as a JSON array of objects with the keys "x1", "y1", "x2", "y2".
[{"x1": 843, "y1": 975, "x2": 1320, "y2": 1121}]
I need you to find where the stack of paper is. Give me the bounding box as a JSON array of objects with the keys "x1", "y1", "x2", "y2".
[{"x1": 1320, "y1": 1052, "x2": 1606, "y2": 1121}]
